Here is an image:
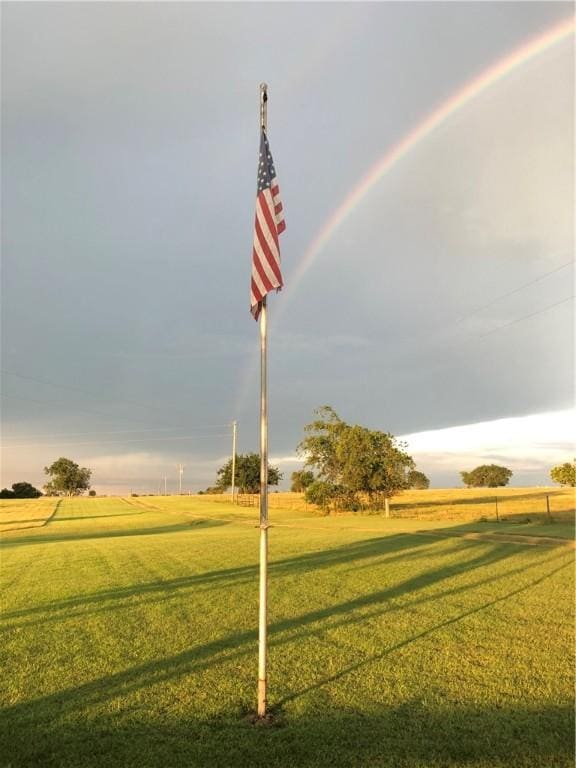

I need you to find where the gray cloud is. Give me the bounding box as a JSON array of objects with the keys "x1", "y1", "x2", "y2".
[{"x1": 1, "y1": 2, "x2": 573, "y2": 490}]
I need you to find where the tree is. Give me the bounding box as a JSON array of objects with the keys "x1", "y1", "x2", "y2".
[
  {"x1": 298, "y1": 406, "x2": 415, "y2": 512},
  {"x1": 11, "y1": 482, "x2": 42, "y2": 498},
  {"x1": 215, "y1": 453, "x2": 282, "y2": 494},
  {"x1": 0, "y1": 482, "x2": 42, "y2": 498},
  {"x1": 304, "y1": 480, "x2": 338, "y2": 510},
  {"x1": 297, "y1": 406, "x2": 347, "y2": 486},
  {"x1": 88, "y1": 490, "x2": 96, "y2": 497},
  {"x1": 290, "y1": 470, "x2": 315, "y2": 492},
  {"x1": 550, "y1": 461, "x2": 575, "y2": 487},
  {"x1": 407, "y1": 470, "x2": 430, "y2": 490},
  {"x1": 44, "y1": 457, "x2": 92, "y2": 496},
  {"x1": 460, "y1": 464, "x2": 512, "y2": 488}
]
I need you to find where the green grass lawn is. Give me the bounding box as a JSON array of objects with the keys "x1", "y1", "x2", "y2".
[{"x1": 1, "y1": 496, "x2": 574, "y2": 767}]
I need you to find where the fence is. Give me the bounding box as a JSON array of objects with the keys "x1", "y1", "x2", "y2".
[
  {"x1": 235, "y1": 493, "x2": 258, "y2": 507},
  {"x1": 386, "y1": 490, "x2": 564, "y2": 524},
  {"x1": 199, "y1": 489, "x2": 571, "y2": 524}
]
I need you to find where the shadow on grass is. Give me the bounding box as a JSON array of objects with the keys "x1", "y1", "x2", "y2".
[
  {"x1": 428, "y1": 521, "x2": 575, "y2": 544},
  {"x1": 2, "y1": 552, "x2": 570, "y2": 719},
  {"x1": 2, "y1": 525, "x2": 572, "y2": 766},
  {"x1": 4, "y1": 524, "x2": 571, "y2": 632},
  {"x1": 277, "y1": 557, "x2": 572, "y2": 705},
  {"x1": 1, "y1": 533, "x2": 465, "y2": 623},
  {"x1": 52, "y1": 511, "x2": 147, "y2": 522},
  {"x1": 1, "y1": 700, "x2": 572, "y2": 768},
  {"x1": 0, "y1": 519, "x2": 229, "y2": 548}
]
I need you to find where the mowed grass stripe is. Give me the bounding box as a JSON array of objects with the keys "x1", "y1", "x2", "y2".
[
  {"x1": 1, "y1": 496, "x2": 573, "y2": 767},
  {"x1": 0, "y1": 497, "x2": 61, "y2": 532}
]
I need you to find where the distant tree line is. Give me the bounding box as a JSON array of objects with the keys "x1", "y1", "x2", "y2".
[{"x1": 4, "y1": 439, "x2": 571, "y2": 509}]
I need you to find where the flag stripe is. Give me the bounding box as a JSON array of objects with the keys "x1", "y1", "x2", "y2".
[
  {"x1": 256, "y1": 192, "x2": 280, "y2": 254},
  {"x1": 254, "y1": 234, "x2": 281, "y2": 289},
  {"x1": 252, "y1": 245, "x2": 276, "y2": 293},
  {"x1": 257, "y1": 195, "x2": 282, "y2": 273},
  {"x1": 254, "y1": 204, "x2": 282, "y2": 283},
  {"x1": 251, "y1": 270, "x2": 266, "y2": 296}
]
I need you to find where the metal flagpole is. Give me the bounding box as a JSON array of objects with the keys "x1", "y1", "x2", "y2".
[
  {"x1": 257, "y1": 81, "x2": 269, "y2": 719},
  {"x1": 231, "y1": 420, "x2": 237, "y2": 502}
]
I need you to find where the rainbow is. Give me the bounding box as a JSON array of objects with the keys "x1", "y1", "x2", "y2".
[
  {"x1": 274, "y1": 15, "x2": 574, "y2": 322},
  {"x1": 234, "y1": 16, "x2": 574, "y2": 417}
]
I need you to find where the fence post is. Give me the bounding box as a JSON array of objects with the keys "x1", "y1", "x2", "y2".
[
  {"x1": 384, "y1": 498, "x2": 390, "y2": 519},
  {"x1": 546, "y1": 494, "x2": 552, "y2": 523}
]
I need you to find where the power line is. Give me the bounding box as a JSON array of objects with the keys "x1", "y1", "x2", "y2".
[
  {"x1": 0, "y1": 393, "x2": 136, "y2": 422},
  {"x1": 455, "y1": 259, "x2": 574, "y2": 325},
  {"x1": 2, "y1": 433, "x2": 232, "y2": 450},
  {"x1": 0, "y1": 369, "x2": 233, "y2": 423},
  {"x1": 1, "y1": 425, "x2": 229, "y2": 440},
  {"x1": 384, "y1": 260, "x2": 574, "y2": 361},
  {"x1": 479, "y1": 295, "x2": 573, "y2": 339}
]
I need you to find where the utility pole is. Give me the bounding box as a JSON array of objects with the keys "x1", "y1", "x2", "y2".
[
  {"x1": 231, "y1": 420, "x2": 237, "y2": 502},
  {"x1": 163, "y1": 476, "x2": 167, "y2": 496},
  {"x1": 177, "y1": 464, "x2": 184, "y2": 495}
]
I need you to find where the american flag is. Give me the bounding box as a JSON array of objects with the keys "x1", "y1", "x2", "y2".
[{"x1": 250, "y1": 130, "x2": 285, "y2": 320}]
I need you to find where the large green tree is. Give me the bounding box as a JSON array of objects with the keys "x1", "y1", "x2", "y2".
[
  {"x1": 44, "y1": 457, "x2": 92, "y2": 496},
  {"x1": 297, "y1": 406, "x2": 415, "y2": 512},
  {"x1": 216, "y1": 453, "x2": 282, "y2": 494},
  {"x1": 460, "y1": 464, "x2": 512, "y2": 488},
  {"x1": 550, "y1": 461, "x2": 575, "y2": 487}
]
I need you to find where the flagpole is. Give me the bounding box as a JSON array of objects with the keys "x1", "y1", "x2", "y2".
[{"x1": 257, "y1": 81, "x2": 269, "y2": 719}]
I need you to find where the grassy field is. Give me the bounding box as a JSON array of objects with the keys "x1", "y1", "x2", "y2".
[
  {"x1": 0, "y1": 497, "x2": 60, "y2": 533},
  {"x1": 203, "y1": 487, "x2": 575, "y2": 538},
  {"x1": 1, "y1": 490, "x2": 574, "y2": 767}
]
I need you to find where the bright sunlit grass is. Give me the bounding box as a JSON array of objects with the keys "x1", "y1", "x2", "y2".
[
  {"x1": 1, "y1": 492, "x2": 573, "y2": 767},
  {"x1": 0, "y1": 497, "x2": 60, "y2": 532}
]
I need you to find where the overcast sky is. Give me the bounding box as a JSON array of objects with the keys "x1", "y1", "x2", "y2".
[{"x1": 1, "y1": 2, "x2": 573, "y2": 493}]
